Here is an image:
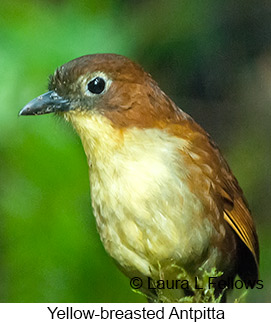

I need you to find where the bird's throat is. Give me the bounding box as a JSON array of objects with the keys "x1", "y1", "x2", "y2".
[{"x1": 64, "y1": 111, "x2": 124, "y2": 165}]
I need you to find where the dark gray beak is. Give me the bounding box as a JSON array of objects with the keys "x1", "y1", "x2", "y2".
[{"x1": 19, "y1": 91, "x2": 70, "y2": 116}]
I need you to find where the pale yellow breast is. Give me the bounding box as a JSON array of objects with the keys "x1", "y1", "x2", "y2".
[{"x1": 65, "y1": 112, "x2": 218, "y2": 278}]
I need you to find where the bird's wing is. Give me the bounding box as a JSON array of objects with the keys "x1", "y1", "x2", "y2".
[
  {"x1": 222, "y1": 193, "x2": 259, "y2": 264},
  {"x1": 217, "y1": 160, "x2": 259, "y2": 281},
  {"x1": 199, "y1": 129, "x2": 259, "y2": 281},
  {"x1": 166, "y1": 118, "x2": 259, "y2": 280}
]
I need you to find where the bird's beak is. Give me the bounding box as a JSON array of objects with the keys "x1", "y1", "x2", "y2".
[{"x1": 19, "y1": 90, "x2": 70, "y2": 116}]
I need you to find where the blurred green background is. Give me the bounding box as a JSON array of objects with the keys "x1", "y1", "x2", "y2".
[{"x1": 0, "y1": 0, "x2": 270, "y2": 302}]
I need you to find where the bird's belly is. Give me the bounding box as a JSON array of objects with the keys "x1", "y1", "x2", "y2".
[
  {"x1": 90, "y1": 159, "x2": 218, "y2": 279},
  {"x1": 86, "y1": 126, "x2": 227, "y2": 280}
]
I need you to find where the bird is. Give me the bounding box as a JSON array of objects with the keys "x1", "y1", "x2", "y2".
[{"x1": 19, "y1": 54, "x2": 259, "y2": 302}]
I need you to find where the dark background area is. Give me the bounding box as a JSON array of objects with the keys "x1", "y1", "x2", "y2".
[{"x1": 0, "y1": 0, "x2": 270, "y2": 302}]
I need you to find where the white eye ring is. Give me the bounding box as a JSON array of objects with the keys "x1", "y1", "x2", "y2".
[{"x1": 83, "y1": 72, "x2": 112, "y2": 97}]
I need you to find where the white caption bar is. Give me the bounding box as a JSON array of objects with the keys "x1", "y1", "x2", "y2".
[{"x1": 0, "y1": 303, "x2": 266, "y2": 322}]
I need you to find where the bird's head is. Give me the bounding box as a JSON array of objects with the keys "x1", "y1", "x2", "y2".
[
  {"x1": 19, "y1": 54, "x2": 181, "y2": 129},
  {"x1": 19, "y1": 54, "x2": 185, "y2": 131}
]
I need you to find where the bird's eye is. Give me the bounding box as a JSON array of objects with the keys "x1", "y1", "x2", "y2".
[{"x1": 87, "y1": 77, "x2": 106, "y2": 94}]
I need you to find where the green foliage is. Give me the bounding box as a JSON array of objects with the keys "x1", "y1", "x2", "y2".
[
  {"x1": 134, "y1": 267, "x2": 225, "y2": 303},
  {"x1": 173, "y1": 268, "x2": 225, "y2": 303}
]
